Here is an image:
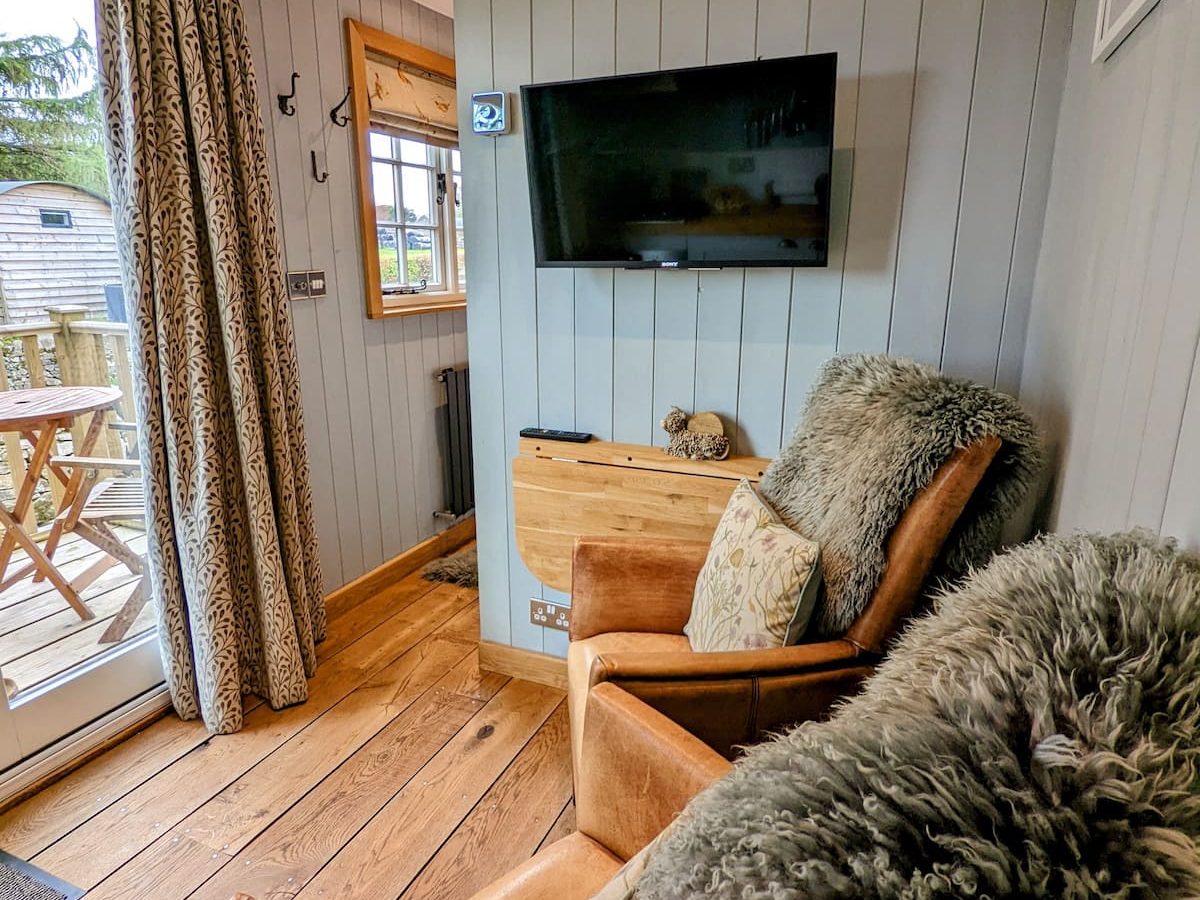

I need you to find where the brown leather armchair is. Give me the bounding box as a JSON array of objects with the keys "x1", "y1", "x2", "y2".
[
  {"x1": 566, "y1": 435, "x2": 1002, "y2": 775},
  {"x1": 472, "y1": 681, "x2": 732, "y2": 900}
]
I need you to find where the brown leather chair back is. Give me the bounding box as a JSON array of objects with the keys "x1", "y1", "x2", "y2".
[{"x1": 842, "y1": 435, "x2": 1002, "y2": 656}]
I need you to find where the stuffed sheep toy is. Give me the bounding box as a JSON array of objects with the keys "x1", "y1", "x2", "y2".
[{"x1": 661, "y1": 407, "x2": 731, "y2": 460}]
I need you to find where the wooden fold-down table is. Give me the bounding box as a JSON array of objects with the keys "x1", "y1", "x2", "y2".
[
  {"x1": 511, "y1": 437, "x2": 771, "y2": 592},
  {"x1": 0, "y1": 385, "x2": 123, "y2": 619}
]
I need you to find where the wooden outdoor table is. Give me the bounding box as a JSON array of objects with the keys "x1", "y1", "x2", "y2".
[{"x1": 0, "y1": 386, "x2": 123, "y2": 618}]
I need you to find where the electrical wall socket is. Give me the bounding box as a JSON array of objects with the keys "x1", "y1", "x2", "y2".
[
  {"x1": 286, "y1": 270, "x2": 327, "y2": 300},
  {"x1": 529, "y1": 599, "x2": 570, "y2": 631}
]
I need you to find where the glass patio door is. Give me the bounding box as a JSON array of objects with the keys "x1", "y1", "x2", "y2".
[
  {"x1": 0, "y1": 633, "x2": 163, "y2": 768},
  {"x1": 0, "y1": 3, "x2": 167, "y2": 780}
]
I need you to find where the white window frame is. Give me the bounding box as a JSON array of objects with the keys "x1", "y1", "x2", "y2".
[{"x1": 369, "y1": 133, "x2": 464, "y2": 298}]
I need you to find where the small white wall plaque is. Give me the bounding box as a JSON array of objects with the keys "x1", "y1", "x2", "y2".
[{"x1": 471, "y1": 91, "x2": 509, "y2": 135}]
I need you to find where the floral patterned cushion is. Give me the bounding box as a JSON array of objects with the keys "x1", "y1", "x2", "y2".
[{"x1": 684, "y1": 480, "x2": 822, "y2": 652}]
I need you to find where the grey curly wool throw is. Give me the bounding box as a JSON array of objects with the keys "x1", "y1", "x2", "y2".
[
  {"x1": 758, "y1": 354, "x2": 1043, "y2": 638},
  {"x1": 636, "y1": 531, "x2": 1200, "y2": 899}
]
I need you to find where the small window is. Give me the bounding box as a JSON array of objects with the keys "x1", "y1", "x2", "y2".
[{"x1": 39, "y1": 209, "x2": 73, "y2": 229}]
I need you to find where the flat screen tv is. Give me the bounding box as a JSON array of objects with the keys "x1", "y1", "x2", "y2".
[{"x1": 521, "y1": 52, "x2": 837, "y2": 269}]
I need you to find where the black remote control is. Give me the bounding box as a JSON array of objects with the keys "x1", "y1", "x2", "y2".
[{"x1": 520, "y1": 427, "x2": 593, "y2": 443}]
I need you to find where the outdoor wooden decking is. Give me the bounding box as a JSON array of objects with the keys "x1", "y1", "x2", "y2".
[
  {"x1": 0, "y1": 553, "x2": 574, "y2": 899},
  {"x1": 0, "y1": 527, "x2": 150, "y2": 697}
]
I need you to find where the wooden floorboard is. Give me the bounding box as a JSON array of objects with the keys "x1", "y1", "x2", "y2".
[{"x1": 0, "y1": 556, "x2": 573, "y2": 900}]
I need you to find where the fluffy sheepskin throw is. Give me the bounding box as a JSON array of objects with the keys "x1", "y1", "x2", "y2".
[
  {"x1": 421, "y1": 546, "x2": 478, "y2": 587},
  {"x1": 758, "y1": 354, "x2": 1043, "y2": 638},
  {"x1": 635, "y1": 531, "x2": 1200, "y2": 899}
]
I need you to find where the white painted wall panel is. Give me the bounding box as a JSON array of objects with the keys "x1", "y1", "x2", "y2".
[
  {"x1": 1020, "y1": 0, "x2": 1200, "y2": 551},
  {"x1": 941, "y1": 0, "x2": 1045, "y2": 386},
  {"x1": 246, "y1": 0, "x2": 465, "y2": 592},
  {"x1": 462, "y1": 0, "x2": 1068, "y2": 655}
]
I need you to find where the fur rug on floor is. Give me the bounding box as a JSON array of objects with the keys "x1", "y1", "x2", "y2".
[
  {"x1": 636, "y1": 531, "x2": 1200, "y2": 899},
  {"x1": 421, "y1": 546, "x2": 478, "y2": 587},
  {"x1": 759, "y1": 354, "x2": 1043, "y2": 638}
]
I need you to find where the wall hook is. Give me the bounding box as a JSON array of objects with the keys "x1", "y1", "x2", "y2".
[
  {"x1": 330, "y1": 87, "x2": 352, "y2": 127},
  {"x1": 311, "y1": 150, "x2": 328, "y2": 184},
  {"x1": 277, "y1": 72, "x2": 299, "y2": 116}
]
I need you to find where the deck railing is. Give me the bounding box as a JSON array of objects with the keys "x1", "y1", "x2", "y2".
[{"x1": 0, "y1": 305, "x2": 134, "y2": 530}]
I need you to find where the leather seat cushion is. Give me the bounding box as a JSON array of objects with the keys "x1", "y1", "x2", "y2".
[
  {"x1": 469, "y1": 832, "x2": 621, "y2": 900},
  {"x1": 568, "y1": 632, "x2": 691, "y2": 782}
]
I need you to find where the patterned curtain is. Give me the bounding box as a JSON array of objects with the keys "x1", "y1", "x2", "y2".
[{"x1": 96, "y1": 0, "x2": 325, "y2": 733}]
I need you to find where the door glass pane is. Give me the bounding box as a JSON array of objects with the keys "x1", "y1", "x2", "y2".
[
  {"x1": 372, "y1": 163, "x2": 398, "y2": 222},
  {"x1": 401, "y1": 166, "x2": 434, "y2": 226},
  {"x1": 0, "y1": 5, "x2": 164, "y2": 763},
  {"x1": 399, "y1": 137, "x2": 430, "y2": 165}
]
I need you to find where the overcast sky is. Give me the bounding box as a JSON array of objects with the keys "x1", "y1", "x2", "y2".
[{"x1": 2, "y1": 0, "x2": 99, "y2": 92}]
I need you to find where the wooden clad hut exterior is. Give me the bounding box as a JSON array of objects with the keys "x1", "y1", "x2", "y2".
[{"x1": 0, "y1": 181, "x2": 122, "y2": 324}]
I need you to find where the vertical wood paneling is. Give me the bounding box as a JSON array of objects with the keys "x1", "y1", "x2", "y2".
[
  {"x1": 1119, "y1": 0, "x2": 1200, "y2": 533},
  {"x1": 1075, "y1": 1, "x2": 1190, "y2": 532},
  {"x1": 693, "y1": 270, "x2": 744, "y2": 432},
  {"x1": 781, "y1": 0, "x2": 862, "y2": 436},
  {"x1": 648, "y1": 10, "x2": 707, "y2": 446},
  {"x1": 1017, "y1": 0, "x2": 1200, "y2": 552},
  {"x1": 248, "y1": 0, "x2": 345, "y2": 588},
  {"x1": 615, "y1": 0, "x2": 661, "y2": 74},
  {"x1": 571, "y1": 1, "x2": 617, "y2": 450},
  {"x1": 611, "y1": 0, "x2": 661, "y2": 445},
  {"x1": 463, "y1": 0, "x2": 1069, "y2": 655},
  {"x1": 887, "y1": 0, "x2": 981, "y2": 368},
  {"x1": 494, "y1": 0, "x2": 543, "y2": 652},
  {"x1": 737, "y1": 269, "x2": 791, "y2": 455},
  {"x1": 1046, "y1": 10, "x2": 1159, "y2": 528},
  {"x1": 755, "y1": 0, "x2": 808, "y2": 60},
  {"x1": 611, "y1": 269, "x2": 657, "y2": 443},
  {"x1": 533, "y1": 0, "x2": 576, "y2": 441},
  {"x1": 994, "y1": 0, "x2": 1072, "y2": 396},
  {"x1": 706, "y1": 0, "x2": 757, "y2": 64},
  {"x1": 457, "y1": 0, "x2": 508, "y2": 643},
  {"x1": 245, "y1": 0, "x2": 464, "y2": 592},
  {"x1": 835, "y1": 0, "x2": 921, "y2": 355},
  {"x1": 659, "y1": 0, "x2": 708, "y2": 70},
  {"x1": 651, "y1": 273, "x2": 698, "y2": 447},
  {"x1": 940, "y1": 0, "x2": 1045, "y2": 385}
]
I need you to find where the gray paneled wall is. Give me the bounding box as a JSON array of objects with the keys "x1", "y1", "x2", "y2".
[
  {"x1": 458, "y1": 0, "x2": 1072, "y2": 656},
  {"x1": 1020, "y1": 0, "x2": 1200, "y2": 550},
  {"x1": 244, "y1": 0, "x2": 466, "y2": 590}
]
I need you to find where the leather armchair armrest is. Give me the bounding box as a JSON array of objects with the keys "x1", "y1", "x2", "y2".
[
  {"x1": 589, "y1": 641, "x2": 872, "y2": 759},
  {"x1": 577, "y1": 682, "x2": 732, "y2": 861},
  {"x1": 569, "y1": 537, "x2": 710, "y2": 641},
  {"x1": 590, "y1": 639, "x2": 862, "y2": 683}
]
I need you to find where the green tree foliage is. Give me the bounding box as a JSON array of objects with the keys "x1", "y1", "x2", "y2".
[{"x1": 0, "y1": 29, "x2": 108, "y2": 196}]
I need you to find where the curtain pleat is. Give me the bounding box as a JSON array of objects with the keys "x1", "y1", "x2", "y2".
[{"x1": 96, "y1": 0, "x2": 325, "y2": 733}]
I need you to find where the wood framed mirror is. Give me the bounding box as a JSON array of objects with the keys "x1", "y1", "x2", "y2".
[{"x1": 345, "y1": 19, "x2": 464, "y2": 319}]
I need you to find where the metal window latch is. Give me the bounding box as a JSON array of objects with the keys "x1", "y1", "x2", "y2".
[
  {"x1": 436, "y1": 172, "x2": 448, "y2": 206},
  {"x1": 382, "y1": 279, "x2": 428, "y2": 296}
]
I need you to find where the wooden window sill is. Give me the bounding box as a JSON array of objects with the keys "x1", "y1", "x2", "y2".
[{"x1": 372, "y1": 292, "x2": 466, "y2": 319}]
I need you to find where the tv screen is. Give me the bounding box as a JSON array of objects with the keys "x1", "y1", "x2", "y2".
[{"x1": 521, "y1": 52, "x2": 837, "y2": 269}]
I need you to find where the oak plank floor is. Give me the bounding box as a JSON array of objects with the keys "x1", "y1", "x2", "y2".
[{"x1": 0, "y1": 557, "x2": 573, "y2": 899}]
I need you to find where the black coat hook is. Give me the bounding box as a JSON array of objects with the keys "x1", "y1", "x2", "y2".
[
  {"x1": 278, "y1": 72, "x2": 299, "y2": 116},
  {"x1": 330, "y1": 87, "x2": 352, "y2": 127},
  {"x1": 311, "y1": 150, "x2": 328, "y2": 184}
]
